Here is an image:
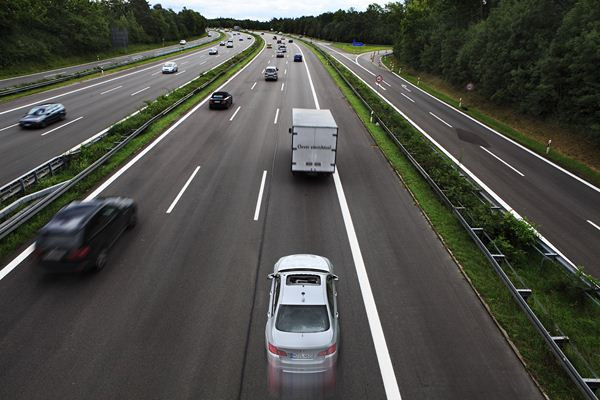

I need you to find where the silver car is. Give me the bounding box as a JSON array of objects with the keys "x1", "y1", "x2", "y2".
[{"x1": 265, "y1": 254, "x2": 339, "y2": 380}]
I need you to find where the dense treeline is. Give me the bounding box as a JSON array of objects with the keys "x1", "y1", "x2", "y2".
[
  {"x1": 0, "y1": 0, "x2": 207, "y2": 67},
  {"x1": 215, "y1": 0, "x2": 599, "y2": 145}
]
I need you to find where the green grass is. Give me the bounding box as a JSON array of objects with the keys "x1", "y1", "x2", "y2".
[
  {"x1": 381, "y1": 55, "x2": 600, "y2": 188},
  {"x1": 0, "y1": 32, "x2": 226, "y2": 104},
  {"x1": 304, "y1": 39, "x2": 595, "y2": 400},
  {"x1": 0, "y1": 34, "x2": 264, "y2": 267},
  {"x1": 330, "y1": 42, "x2": 392, "y2": 54}
]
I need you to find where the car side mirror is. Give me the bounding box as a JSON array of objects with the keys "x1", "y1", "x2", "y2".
[
  {"x1": 331, "y1": 274, "x2": 339, "y2": 281},
  {"x1": 288, "y1": 128, "x2": 292, "y2": 134},
  {"x1": 267, "y1": 273, "x2": 275, "y2": 280}
]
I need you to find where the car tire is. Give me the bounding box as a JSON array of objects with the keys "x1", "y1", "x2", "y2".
[
  {"x1": 127, "y1": 211, "x2": 137, "y2": 230},
  {"x1": 94, "y1": 248, "x2": 108, "y2": 272}
]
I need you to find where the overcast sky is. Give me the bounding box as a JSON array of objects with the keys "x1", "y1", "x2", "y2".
[{"x1": 156, "y1": 1, "x2": 376, "y2": 21}]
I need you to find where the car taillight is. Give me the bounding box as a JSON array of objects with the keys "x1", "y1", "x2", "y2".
[
  {"x1": 268, "y1": 343, "x2": 287, "y2": 357},
  {"x1": 66, "y1": 246, "x2": 90, "y2": 261},
  {"x1": 318, "y1": 344, "x2": 336, "y2": 357}
]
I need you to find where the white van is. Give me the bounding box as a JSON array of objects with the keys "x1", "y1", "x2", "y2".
[{"x1": 289, "y1": 108, "x2": 338, "y2": 174}]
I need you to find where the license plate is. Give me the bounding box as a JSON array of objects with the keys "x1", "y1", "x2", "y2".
[
  {"x1": 213, "y1": 100, "x2": 221, "y2": 103},
  {"x1": 44, "y1": 249, "x2": 66, "y2": 261},
  {"x1": 288, "y1": 352, "x2": 313, "y2": 360}
]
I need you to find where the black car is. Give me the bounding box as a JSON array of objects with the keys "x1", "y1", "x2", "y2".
[
  {"x1": 209, "y1": 91, "x2": 233, "y2": 109},
  {"x1": 294, "y1": 54, "x2": 303, "y2": 62},
  {"x1": 288, "y1": 39, "x2": 293, "y2": 43},
  {"x1": 35, "y1": 197, "x2": 137, "y2": 273},
  {"x1": 19, "y1": 103, "x2": 66, "y2": 129}
]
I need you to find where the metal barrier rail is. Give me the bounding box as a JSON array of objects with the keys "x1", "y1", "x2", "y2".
[
  {"x1": 311, "y1": 43, "x2": 599, "y2": 399},
  {"x1": 0, "y1": 33, "x2": 221, "y2": 97},
  {"x1": 0, "y1": 36, "x2": 261, "y2": 242}
]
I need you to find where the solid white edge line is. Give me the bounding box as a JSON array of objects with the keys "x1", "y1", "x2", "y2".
[
  {"x1": 429, "y1": 112, "x2": 453, "y2": 128},
  {"x1": 480, "y1": 146, "x2": 525, "y2": 177},
  {"x1": 251, "y1": 82, "x2": 257, "y2": 90},
  {"x1": 130, "y1": 86, "x2": 150, "y2": 96},
  {"x1": 166, "y1": 166, "x2": 201, "y2": 214},
  {"x1": 401, "y1": 93, "x2": 415, "y2": 103},
  {"x1": 323, "y1": 45, "x2": 587, "y2": 287},
  {"x1": 100, "y1": 85, "x2": 123, "y2": 95},
  {"x1": 0, "y1": 123, "x2": 19, "y2": 132},
  {"x1": 386, "y1": 69, "x2": 600, "y2": 194},
  {"x1": 253, "y1": 170, "x2": 267, "y2": 221},
  {"x1": 587, "y1": 220, "x2": 600, "y2": 232},
  {"x1": 293, "y1": 43, "x2": 320, "y2": 110},
  {"x1": 273, "y1": 108, "x2": 279, "y2": 124},
  {"x1": 301, "y1": 39, "x2": 402, "y2": 400},
  {"x1": 230, "y1": 105, "x2": 241, "y2": 121},
  {"x1": 40, "y1": 116, "x2": 84, "y2": 136},
  {"x1": 0, "y1": 38, "x2": 266, "y2": 282}
]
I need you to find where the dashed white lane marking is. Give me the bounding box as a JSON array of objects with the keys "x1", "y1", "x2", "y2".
[
  {"x1": 480, "y1": 146, "x2": 525, "y2": 177},
  {"x1": 253, "y1": 170, "x2": 267, "y2": 221},
  {"x1": 376, "y1": 82, "x2": 387, "y2": 91},
  {"x1": 251, "y1": 82, "x2": 257, "y2": 90},
  {"x1": 429, "y1": 112, "x2": 453, "y2": 128},
  {"x1": 401, "y1": 93, "x2": 415, "y2": 103},
  {"x1": 151, "y1": 71, "x2": 161, "y2": 76},
  {"x1": 175, "y1": 70, "x2": 186, "y2": 75},
  {"x1": 130, "y1": 86, "x2": 150, "y2": 96},
  {"x1": 166, "y1": 166, "x2": 201, "y2": 214},
  {"x1": 40, "y1": 116, "x2": 84, "y2": 136},
  {"x1": 383, "y1": 80, "x2": 391, "y2": 87},
  {"x1": 281, "y1": 82, "x2": 285, "y2": 91},
  {"x1": 0, "y1": 123, "x2": 18, "y2": 132},
  {"x1": 273, "y1": 108, "x2": 279, "y2": 124},
  {"x1": 100, "y1": 85, "x2": 122, "y2": 95},
  {"x1": 588, "y1": 220, "x2": 600, "y2": 232},
  {"x1": 229, "y1": 105, "x2": 241, "y2": 121}
]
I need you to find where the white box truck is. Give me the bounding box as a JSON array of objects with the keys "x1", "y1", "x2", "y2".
[{"x1": 289, "y1": 108, "x2": 338, "y2": 174}]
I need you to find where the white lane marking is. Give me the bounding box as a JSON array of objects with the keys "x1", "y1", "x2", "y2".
[
  {"x1": 230, "y1": 105, "x2": 241, "y2": 121},
  {"x1": 44, "y1": 74, "x2": 57, "y2": 78},
  {"x1": 268, "y1": 60, "x2": 270, "y2": 64},
  {"x1": 0, "y1": 39, "x2": 265, "y2": 283},
  {"x1": 284, "y1": 69, "x2": 287, "y2": 75},
  {"x1": 328, "y1": 47, "x2": 374, "y2": 76},
  {"x1": 251, "y1": 82, "x2": 257, "y2": 90},
  {"x1": 293, "y1": 43, "x2": 319, "y2": 109},
  {"x1": 199, "y1": 61, "x2": 207, "y2": 65},
  {"x1": 429, "y1": 112, "x2": 453, "y2": 128},
  {"x1": 151, "y1": 71, "x2": 161, "y2": 76},
  {"x1": 588, "y1": 220, "x2": 600, "y2": 231},
  {"x1": 401, "y1": 93, "x2": 415, "y2": 103},
  {"x1": 401, "y1": 84, "x2": 411, "y2": 92},
  {"x1": 100, "y1": 85, "x2": 122, "y2": 95},
  {"x1": 0, "y1": 123, "x2": 18, "y2": 132},
  {"x1": 480, "y1": 146, "x2": 525, "y2": 177},
  {"x1": 175, "y1": 70, "x2": 186, "y2": 76},
  {"x1": 180, "y1": 61, "x2": 189, "y2": 65},
  {"x1": 41, "y1": 116, "x2": 84, "y2": 136},
  {"x1": 166, "y1": 166, "x2": 201, "y2": 214},
  {"x1": 376, "y1": 82, "x2": 387, "y2": 91},
  {"x1": 130, "y1": 86, "x2": 150, "y2": 96},
  {"x1": 302, "y1": 39, "x2": 402, "y2": 400},
  {"x1": 253, "y1": 170, "x2": 267, "y2": 221},
  {"x1": 273, "y1": 108, "x2": 279, "y2": 124},
  {"x1": 286, "y1": 61, "x2": 288, "y2": 65},
  {"x1": 280, "y1": 82, "x2": 285, "y2": 91},
  {"x1": 326, "y1": 46, "x2": 589, "y2": 285},
  {"x1": 383, "y1": 80, "x2": 391, "y2": 87}
]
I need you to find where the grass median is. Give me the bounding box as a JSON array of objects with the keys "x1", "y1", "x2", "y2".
[
  {"x1": 0, "y1": 34, "x2": 264, "y2": 266},
  {"x1": 304, "y1": 39, "x2": 597, "y2": 400}
]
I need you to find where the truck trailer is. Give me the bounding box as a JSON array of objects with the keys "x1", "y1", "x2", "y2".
[{"x1": 289, "y1": 108, "x2": 338, "y2": 174}]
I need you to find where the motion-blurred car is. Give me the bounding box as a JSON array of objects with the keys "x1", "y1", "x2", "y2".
[
  {"x1": 239, "y1": 37, "x2": 243, "y2": 41},
  {"x1": 264, "y1": 66, "x2": 279, "y2": 81},
  {"x1": 276, "y1": 50, "x2": 284, "y2": 58},
  {"x1": 247, "y1": 36, "x2": 251, "y2": 40},
  {"x1": 293, "y1": 54, "x2": 303, "y2": 62},
  {"x1": 179, "y1": 39, "x2": 187, "y2": 45},
  {"x1": 19, "y1": 103, "x2": 66, "y2": 128},
  {"x1": 266, "y1": 255, "x2": 339, "y2": 377},
  {"x1": 162, "y1": 61, "x2": 178, "y2": 73},
  {"x1": 208, "y1": 91, "x2": 233, "y2": 109},
  {"x1": 35, "y1": 197, "x2": 137, "y2": 273},
  {"x1": 219, "y1": 41, "x2": 226, "y2": 46},
  {"x1": 209, "y1": 47, "x2": 218, "y2": 55},
  {"x1": 288, "y1": 39, "x2": 293, "y2": 43},
  {"x1": 267, "y1": 43, "x2": 272, "y2": 49}
]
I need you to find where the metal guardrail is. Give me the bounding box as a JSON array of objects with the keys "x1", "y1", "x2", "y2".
[
  {"x1": 312, "y1": 44, "x2": 599, "y2": 399},
  {"x1": 0, "y1": 32, "x2": 222, "y2": 97},
  {"x1": 0, "y1": 36, "x2": 261, "y2": 242}
]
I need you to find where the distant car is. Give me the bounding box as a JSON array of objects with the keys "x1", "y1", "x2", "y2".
[
  {"x1": 293, "y1": 54, "x2": 303, "y2": 62},
  {"x1": 261, "y1": 32, "x2": 264, "y2": 35},
  {"x1": 209, "y1": 47, "x2": 218, "y2": 55},
  {"x1": 279, "y1": 45, "x2": 286, "y2": 53},
  {"x1": 35, "y1": 197, "x2": 137, "y2": 273},
  {"x1": 219, "y1": 41, "x2": 226, "y2": 46},
  {"x1": 265, "y1": 255, "x2": 339, "y2": 384},
  {"x1": 227, "y1": 41, "x2": 234, "y2": 48},
  {"x1": 267, "y1": 43, "x2": 272, "y2": 49},
  {"x1": 239, "y1": 37, "x2": 243, "y2": 41},
  {"x1": 162, "y1": 61, "x2": 178, "y2": 73},
  {"x1": 247, "y1": 36, "x2": 251, "y2": 40},
  {"x1": 179, "y1": 39, "x2": 187, "y2": 45},
  {"x1": 276, "y1": 50, "x2": 284, "y2": 58},
  {"x1": 209, "y1": 91, "x2": 233, "y2": 109},
  {"x1": 264, "y1": 66, "x2": 279, "y2": 81},
  {"x1": 19, "y1": 103, "x2": 66, "y2": 129},
  {"x1": 288, "y1": 39, "x2": 293, "y2": 43},
  {"x1": 273, "y1": 35, "x2": 277, "y2": 40},
  {"x1": 277, "y1": 39, "x2": 282, "y2": 44}
]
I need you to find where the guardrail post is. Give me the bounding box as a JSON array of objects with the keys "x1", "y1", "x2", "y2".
[{"x1": 19, "y1": 179, "x2": 25, "y2": 193}]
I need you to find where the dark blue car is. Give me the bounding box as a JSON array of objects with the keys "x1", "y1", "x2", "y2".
[
  {"x1": 19, "y1": 103, "x2": 66, "y2": 128},
  {"x1": 293, "y1": 54, "x2": 303, "y2": 62}
]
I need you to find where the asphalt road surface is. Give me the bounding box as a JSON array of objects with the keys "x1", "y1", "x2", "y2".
[
  {"x1": 0, "y1": 37, "x2": 544, "y2": 399},
  {"x1": 316, "y1": 43, "x2": 600, "y2": 277},
  {"x1": 0, "y1": 32, "x2": 253, "y2": 187},
  {"x1": 0, "y1": 32, "x2": 221, "y2": 90}
]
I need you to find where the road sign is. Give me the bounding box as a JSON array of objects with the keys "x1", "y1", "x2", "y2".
[{"x1": 376, "y1": 75, "x2": 383, "y2": 84}]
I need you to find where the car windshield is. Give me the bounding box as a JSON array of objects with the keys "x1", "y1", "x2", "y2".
[
  {"x1": 164, "y1": 62, "x2": 174, "y2": 67},
  {"x1": 276, "y1": 305, "x2": 330, "y2": 333},
  {"x1": 27, "y1": 107, "x2": 45, "y2": 116}
]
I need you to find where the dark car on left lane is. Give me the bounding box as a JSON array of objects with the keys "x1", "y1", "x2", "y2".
[
  {"x1": 209, "y1": 91, "x2": 233, "y2": 109},
  {"x1": 35, "y1": 197, "x2": 137, "y2": 273},
  {"x1": 19, "y1": 103, "x2": 66, "y2": 129}
]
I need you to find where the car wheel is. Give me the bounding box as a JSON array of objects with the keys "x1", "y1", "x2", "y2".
[
  {"x1": 127, "y1": 211, "x2": 137, "y2": 229},
  {"x1": 94, "y1": 248, "x2": 108, "y2": 271}
]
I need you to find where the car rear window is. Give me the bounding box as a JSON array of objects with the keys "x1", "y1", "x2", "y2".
[
  {"x1": 37, "y1": 231, "x2": 82, "y2": 249},
  {"x1": 276, "y1": 305, "x2": 330, "y2": 333}
]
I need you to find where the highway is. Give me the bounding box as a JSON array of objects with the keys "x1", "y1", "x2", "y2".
[
  {"x1": 0, "y1": 32, "x2": 253, "y2": 188},
  {"x1": 0, "y1": 37, "x2": 543, "y2": 399},
  {"x1": 0, "y1": 32, "x2": 220, "y2": 90},
  {"x1": 316, "y1": 43, "x2": 600, "y2": 276}
]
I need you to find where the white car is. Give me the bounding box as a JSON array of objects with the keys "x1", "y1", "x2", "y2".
[
  {"x1": 209, "y1": 47, "x2": 218, "y2": 55},
  {"x1": 179, "y1": 39, "x2": 187, "y2": 46},
  {"x1": 227, "y1": 41, "x2": 234, "y2": 48},
  {"x1": 162, "y1": 61, "x2": 178, "y2": 74}
]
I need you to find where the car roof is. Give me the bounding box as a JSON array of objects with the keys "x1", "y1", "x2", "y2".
[
  {"x1": 274, "y1": 254, "x2": 333, "y2": 274},
  {"x1": 279, "y1": 271, "x2": 328, "y2": 305},
  {"x1": 212, "y1": 91, "x2": 230, "y2": 96},
  {"x1": 266, "y1": 65, "x2": 277, "y2": 70}
]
